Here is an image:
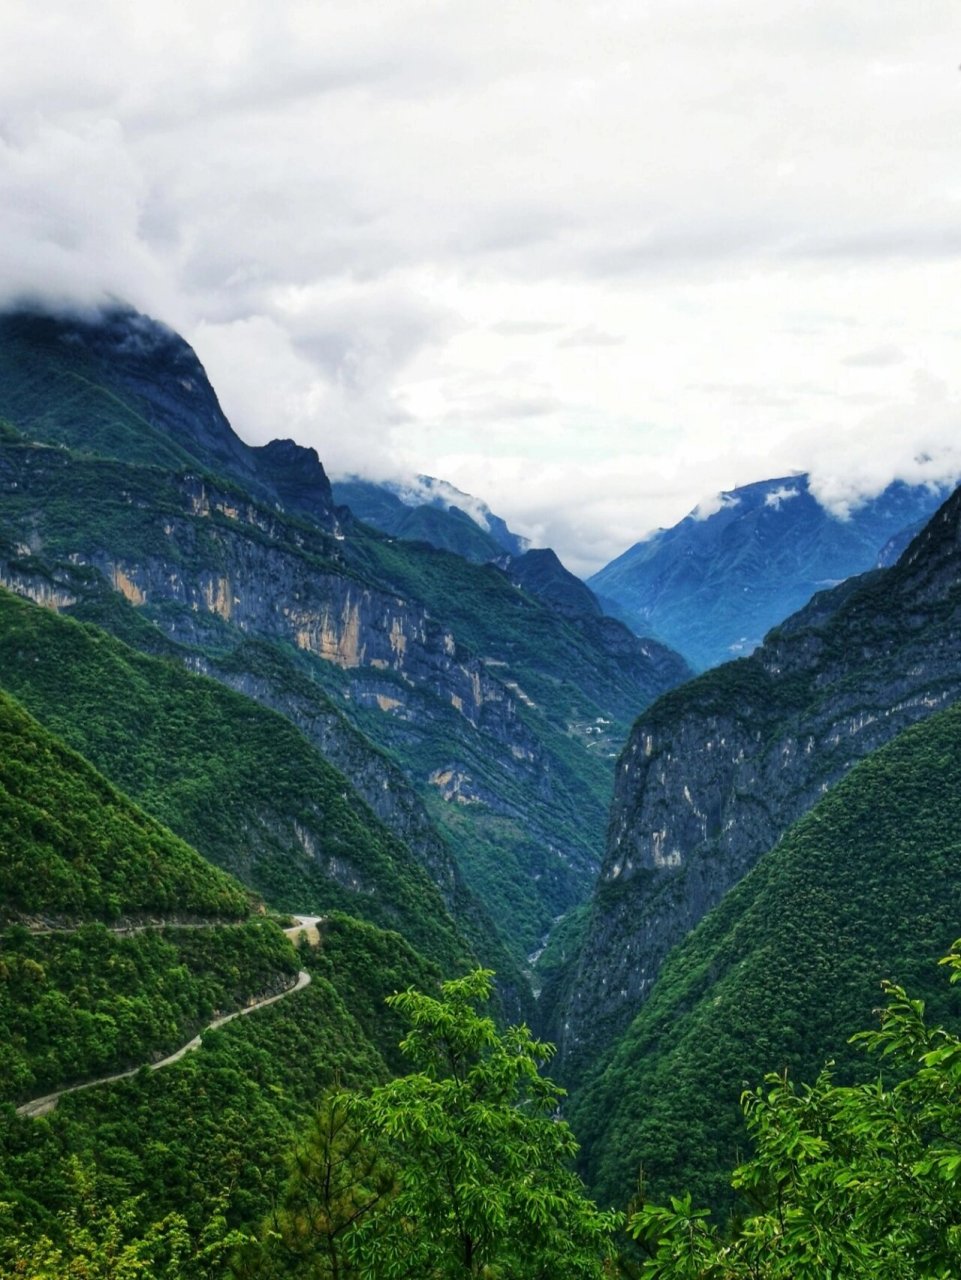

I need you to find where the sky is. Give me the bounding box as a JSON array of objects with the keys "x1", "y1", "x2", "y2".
[{"x1": 2, "y1": 1, "x2": 960, "y2": 576}]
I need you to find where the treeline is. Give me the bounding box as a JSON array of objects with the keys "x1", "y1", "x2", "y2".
[{"x1": 8, "y1": 960, "x2": 961, "y2": 1278}]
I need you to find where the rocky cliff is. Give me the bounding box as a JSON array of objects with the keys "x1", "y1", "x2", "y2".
[
  {"x1": 572, "y1": 695, "x2": 961, "y2": 1210},
  {"x1": 556, "y1": 483, "x2": 961, "y2": 1070},
  {"x1": 0, "y1": 304, "x2": 690, "y2": 968}
]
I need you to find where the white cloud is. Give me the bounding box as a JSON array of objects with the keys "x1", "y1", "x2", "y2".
[
  {"x1": 764, "y1": 486, "x2": 801, "y2": 510},
  {"x1": 842, "y1": 344, "x2": 907, "y2": 368},
  {"x1": 693, "y1": 493, "x2": 742, "y2": 522},
  {"x1": 1, "y1": 1, "x2": 960, "y2": 573},
  {"x1": 0, "y1": 117, "x2": 180, "y2": 322}
]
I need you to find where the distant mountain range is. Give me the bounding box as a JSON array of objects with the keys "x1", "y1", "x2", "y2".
[{"x1": 590, "y1": 473, "x2": 953, "y2": 670}]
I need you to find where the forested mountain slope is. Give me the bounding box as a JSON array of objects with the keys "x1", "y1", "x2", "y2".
[
  {"x1": 0, "y1": 684, "x2": 298, "y2": 1102},
  {"x1": 0, "y1": 587, "x2": 470, "y2": 974},
  {"x1": 556, "y1": 482, "x2": 961, "y2": 1070},
  {"x1": 570, "y1": 698, "x2": 961, "y2": 1211},
  {"x1": 0, "y1": 680, "x2": 449, "y2": 1254},
  {"x1": 0, "y1": 688, "x2": 248, "y2": 927},
  {"x1": 0, "y1": 304, "x2": 689, "y2": 964},
  {"x1": 0, "y1": 308, "x2": 338, "y2": 528}
]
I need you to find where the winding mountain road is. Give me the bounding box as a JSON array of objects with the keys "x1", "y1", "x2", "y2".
[{"x1": 14, "y1": 914, "x2": 322, "y2": 1120}]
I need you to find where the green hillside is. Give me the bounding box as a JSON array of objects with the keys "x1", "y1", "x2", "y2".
[
  {"x1": 0, "y1": 687, "x2": 300, "y2": 1096},
  {"x1": 0, "y1": 946, "x2": 389, "y2": 1250},
  {"x1": 0, "y1": 431, "x2": 642, "y2": 960},
  {"x1": 0, "y1": 589, "x2": 468, "y2": 973},
  {"x1": 0, "y1": 687, "x2": 445, "y2": 1257},
  {"x1": 0, "y1": 688, "x2": 248, "y2": 924},
  {"x1": 0, "y1": 305, "x2": 689, "y2": 968},
  {"x1": 571, "y1": 699, "x2": 961, "y2": 1212}
]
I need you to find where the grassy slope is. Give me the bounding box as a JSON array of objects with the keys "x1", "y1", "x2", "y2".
[{"x1": 571, "y1": 700, "x2": 961, "y2": 1212}]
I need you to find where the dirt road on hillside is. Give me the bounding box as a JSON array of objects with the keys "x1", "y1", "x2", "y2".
[{"x1": 14, "y1": 913, "x2": 324, "y2": 1119}]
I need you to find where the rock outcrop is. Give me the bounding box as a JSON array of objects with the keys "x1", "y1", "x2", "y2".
[{"x1": 556, "y1": 484, "x2": 961, "y2": 1071}]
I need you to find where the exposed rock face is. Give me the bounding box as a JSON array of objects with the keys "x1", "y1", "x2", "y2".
[
  {"x1": 0, "y1": 443, "x2": 594, "y2": 955},
  {"x1": 556, "y1": 485, "x2": 961, "y2": 1072},
  {"x1": 0, "y1": 302, "x2": 692, "y2": 974},
  {"x1": 0, "y1": 453, "x2": 549, "y2": 796},
  {"x1": 115, "y1": 550, "x2": 539, "y2": 752}
]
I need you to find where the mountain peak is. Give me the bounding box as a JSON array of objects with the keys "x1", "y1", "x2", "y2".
[
  {"x1": 332, "y1": 473, "x2": 527, "y2": 561},
  {"x1": 591, "y1": 471, "x2": 952, "y2": 669},
  {"x1": 0, "y1": 303, "x2": 342, "y2": 530}
]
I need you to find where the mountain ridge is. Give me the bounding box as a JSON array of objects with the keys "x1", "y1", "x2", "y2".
[
  {"x1": 590, "y1": 471, "x2": 953, "y2": 669},
  {"x1": 570, "y1": 695, "x2": 961, "y2": 1210},
  {"x1": 553, "y1": 479, "x2": 961, "y2": 1073},
  {"x1": 0, "y1": 302, "x2": 690, "y2": 971}
]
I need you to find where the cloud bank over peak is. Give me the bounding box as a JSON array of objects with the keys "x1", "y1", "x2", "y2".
[
  {"x1": 0, "y1": 117, "x2": 178, "y2": 322},
  {"x1": 1, "y1": 1, "x2": 960, "y2": 574}
]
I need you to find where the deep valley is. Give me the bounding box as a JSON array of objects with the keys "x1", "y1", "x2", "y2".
[{"x1": 3, "y1": 304, "x2": 961, "y2": 1277}]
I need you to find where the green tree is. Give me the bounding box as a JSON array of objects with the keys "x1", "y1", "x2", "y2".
[
  {"x1": 344, "y1": 969, "x2": 621, "y2": 1279},
  {"x1": 0, "y1": 1158, "x2": 249, "y2": 1280},
  {"x1": 236, "y1": 1092, "x2": 395, "y2": 1279},
  {"x1": 630, "y1": 944, "x2": 961, "y2": 1278}
]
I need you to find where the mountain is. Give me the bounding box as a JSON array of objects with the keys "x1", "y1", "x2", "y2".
[
  {"x1": 553, "y1": 482, "x2": 961, "y2": 1074},
  {"x1": 570, "y1": 697, "x2": 961, "y2": 1210},
  {"x1": 0, "y1": 307, "x2": 339, "y2": 530},
  {"x1": 0, "y1": 586, "x2": 470, "y2": 973},
  {"x1": 0, "y1": 304, "x2": 690, "y2": 970},
  {"x1": 590, "y1": 473, "x2": 952, "y2": 670},
  {"x1": 0, "y1": 680, "x2": 446, "y2": 1248},
  {"x1": 505, "y1": 548, "x2": 602, "y2": 619},
  {"x1": 333, "y1": 473, "x2": 527, "y2": 562}
]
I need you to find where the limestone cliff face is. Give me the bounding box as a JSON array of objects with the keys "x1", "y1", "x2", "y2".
[
  {"x1": 0, "y1": 450, "x2": 565, "y2": 888},
  {"x1": 0, "y1": 303, "x2": 692, "y2": 969},
  {"x1": 556, "y1": 486, "x2": 961, "y2": 1071},
  {"x1": 92, "y1": 537, "x2": 542, "y2": 772}
]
